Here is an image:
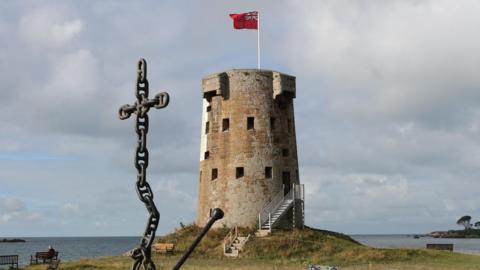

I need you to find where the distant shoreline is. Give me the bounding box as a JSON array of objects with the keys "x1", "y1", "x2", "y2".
[
  {"x1": 0, "y1": 238, "x2": 26, "y2": 243},
  {"x1": 429, "y1": 229, "x2": 480, "y2": 238}
]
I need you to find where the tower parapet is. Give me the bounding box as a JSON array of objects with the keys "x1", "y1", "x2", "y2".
[{"x1": 197, "y1": 69, "x2": 303, "y2": 229}]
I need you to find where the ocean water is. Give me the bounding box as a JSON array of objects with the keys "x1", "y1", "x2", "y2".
[
  {"x1": 351, "y1": 234, "x2": 480, "y2": 254},
  {"x1": 0, "y1": 237, "x2": 139, "y2": 266}
]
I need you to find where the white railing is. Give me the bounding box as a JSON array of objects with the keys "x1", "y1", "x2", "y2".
[
  {"x1": 258, "y1": 184, "x2": 304, "y2": 231},
  {"x1": 223, "y1": 226, "x2": 238, "y2": 254},
  {"x1": 258, "y1": 186, "x2": 293, "y2": 230},
  {"x1": 294, "y1": 183, "x2": 304, "y2": 201}
]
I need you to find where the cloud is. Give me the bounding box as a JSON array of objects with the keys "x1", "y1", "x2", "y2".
[
  {"x1": 61, "y1": 203, "x2": 80, "y2": 213},
  {"x1": 0, "y1": 197, "x2": 42, "y2": 225},
  {"x1": 45, "y1": 49, "x2": 97, "y2": 97},
  {"x1": 0, "y1": 214, "x2": 12, "y2": 224},
  {"x1": 154, "y1": 179, "x2": 197, "y2": 211},
  {"x1": 18, "y1": 6, "x2": 83, "y2": 48},
  {"x1": 1, "y1": 0, "x2": 479, "y2": 236},
  {"x1": 0, "y1": 197, "x2": 25, "y2": 212},
  {"x1": 289, "y1": 0, "x2": 480, "y2": 127},
  {"x1": 283, "y1": 1, "x2": 480, "y2": 233}
]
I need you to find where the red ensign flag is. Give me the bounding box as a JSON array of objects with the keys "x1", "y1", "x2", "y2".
[{"x1": 229, "y1": 11, "x2": 258, "y2": 29}]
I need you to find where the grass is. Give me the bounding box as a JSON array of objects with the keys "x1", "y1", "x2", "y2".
[
  {"x1": 23, "y1": 225, "x2": 480, "y2": 270},
  {"x1": 23, "y1": 253, "x2": 480, "y2": 270}
]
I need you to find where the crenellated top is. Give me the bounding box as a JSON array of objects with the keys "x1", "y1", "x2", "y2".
[{"x1": 202, "y1": 69, "x2": 296, "y2": 100}]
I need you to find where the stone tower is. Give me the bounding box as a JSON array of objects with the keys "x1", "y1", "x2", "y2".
[{"x1": 196, "y1": 69, "x2": 304, "y2": 229}]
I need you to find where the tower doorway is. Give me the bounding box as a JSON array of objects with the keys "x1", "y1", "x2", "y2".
[{"x1": 282, "y1": 171, "x2": 291, "y2": 195}]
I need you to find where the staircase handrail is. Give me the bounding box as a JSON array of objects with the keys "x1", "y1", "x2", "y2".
[
  {"x1": 258, "y1": 187, "x2": 294, "y2": 228},
  {"x1": 258, "y1": 188, "x2": 284, "y2": 226},
  {"x1": 294, "y1": 184, "x2": 305, "y2": 201},
  {"x1": 223, "y1": 226, "x2": 238, "y2": 254}
]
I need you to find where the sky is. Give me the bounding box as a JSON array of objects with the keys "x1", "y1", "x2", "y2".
[{"x1": 0, "y1": 0, "x2": 479, "y2": 237}]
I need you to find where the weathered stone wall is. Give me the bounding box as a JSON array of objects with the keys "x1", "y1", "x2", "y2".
[{"x1": 196, "y1": 69, "x2": 301, "y2": 228}]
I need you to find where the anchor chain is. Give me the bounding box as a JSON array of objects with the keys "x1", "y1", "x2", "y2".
[{"x1": 119, "y1": 59, "x2": 169, "y2": 270}]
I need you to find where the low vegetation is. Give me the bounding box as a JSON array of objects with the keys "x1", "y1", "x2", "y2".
[{"x1": 24, "y1": 225, "x2": 480, "y2": 270}]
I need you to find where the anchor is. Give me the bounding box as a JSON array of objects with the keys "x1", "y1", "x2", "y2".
[{"x1": 119, "y1": 58, "x2": 223, "y2": 270}]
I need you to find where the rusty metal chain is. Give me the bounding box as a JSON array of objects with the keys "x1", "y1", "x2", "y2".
[{"x1": 119, "y1": 58, "x2": 169, "y2": 270}]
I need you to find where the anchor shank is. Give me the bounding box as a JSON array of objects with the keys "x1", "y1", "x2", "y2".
[{"x1": 118, "y1": 58, "x2": 170, "y2": 270}]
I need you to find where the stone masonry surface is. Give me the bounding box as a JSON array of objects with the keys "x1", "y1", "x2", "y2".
[{"x1": 196, "y1": 69, "x2": 302, "y2": 228}]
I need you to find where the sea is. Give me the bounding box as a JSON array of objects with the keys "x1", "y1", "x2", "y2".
[
  {"x1": 1, "y1": 235, "x2": 479, "y2": 267},
  {"x1": 0, "y1": 237, "x2": 139, "y2": 267}
]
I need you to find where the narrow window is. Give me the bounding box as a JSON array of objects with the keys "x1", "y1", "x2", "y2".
[
  {"x1": 265, "y1": 167, "x2": 272, "y2": 179},
  {"x1": 205, "y1": 121, "x2": 209, "y2": 134},
  {"x1": 222, "y1": 118, "x2": 230, "y2": 131},
  {"x1": 282, "y1": 148, "x2": 289, "y2": 157},
  {"x1": 287, "y1": 120, "x2": 292, "y2": 132},
  {"x1": 209, "y1": 208, "x2": 212, "y2": 217},
  {"x1": 211, "y1": 168, "x2": 218, "y2": 180},
  {"x1": 270, "y1": 117, "x2": 276, "y2": 130},
  {"x1": 296, "y1": 169, "x2": 299, "y2": 180},
  {"x1": 247, "y1": 117, "x2": 254, "y2": 130},
  {"x1": 236, "y1": 167, "x2": 244, "y2": 179},
  {"x1": 206, "y1": 105, "x2": 211, "y2": 112},
  {"x1": 199, "y1": 171, "x2": 202, "y2": 182},
  {"x1": 204, "y1": 151, "x2": 210, "y2": 160}
]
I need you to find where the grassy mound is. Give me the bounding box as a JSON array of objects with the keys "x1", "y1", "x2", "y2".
[
  {"x1": 156, "y1": 224, "x2": 359, "y2": 258},
  {"x1": 156, "y1": 224, "x2": 459, "y2": 266}
]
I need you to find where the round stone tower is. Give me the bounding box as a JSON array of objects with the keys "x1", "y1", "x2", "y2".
[{"x1": 196, "y1": 69, "x2": 304, "y2": 229}]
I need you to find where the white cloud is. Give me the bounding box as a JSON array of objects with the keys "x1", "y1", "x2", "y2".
[
  {"x1": 0, "y1": 197, "x2": 26, "y2": 212},
  {"x1": 44, "y1": 49, "x2": 98, "y2": 98},
  {"x1": 61, "y1": 203, "x2": 80, "y2": 213},
  {"x1": 0, "y1": 214, "x2": 12, "y2": 224},
  {"x1": 290, "y1": 0, "x2": 480, "y2": 125},
  {"x1": 1, "y1": 0, "x2": 480, "y2": 236},
  {"x1": 0, "y1": 197, "x2": 42, "y2": 225},
  {"x1": 154, "y1": 179, "x2": 196, "y2": 210},
  {"x1": 51, "y1": 19, "x2": 83, "y2": 44},
  {"x1": 18, "y1": 7, "x2": 83, "y2": 48}
]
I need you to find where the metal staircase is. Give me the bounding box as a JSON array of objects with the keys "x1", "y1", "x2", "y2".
[{"x1": 257, "y1": 183, "x2": 304, "y2": 235}]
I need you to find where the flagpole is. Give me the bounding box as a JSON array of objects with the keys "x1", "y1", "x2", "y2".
[{"x1": 257, "y1": 11, "x2": 260, "y2": 69}]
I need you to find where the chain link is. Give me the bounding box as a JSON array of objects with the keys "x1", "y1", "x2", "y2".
[{"x1": 119, "y1": 58, "x2": 169, "y2": 270}]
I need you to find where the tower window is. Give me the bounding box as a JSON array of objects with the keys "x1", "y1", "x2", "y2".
[
  {"x1": 211, "y1": 168, "x2": 218, "y2": 180},
  {"x1": 265, "y1": 167, "x2": 272, "y2": 179},
  {"x1": 282, "y1": 148, "x2": 289, "y2": 157},
  {"x1": 270, "y1": 117, "x2": 276, "y2": 130},
  {"x1": 222, "y1": 118, "x2": 230, "y2": 131},
  {"x1": 205, "y1": 121, "x2": 210, "y2": 134},
  {"x1": 247, "y1": 117, "x2": 254, "y2": 130},
  {"x1": 236, "y1": 167, "x2": 244, "y2": 178},
  {"x1": 287, "y1": 120, "x2": 292, "y2": 132},
  {"x1": 199, "y1": 171, "x2": 202, "y2": 182},
  {"x1": 204, "y1": 151, "x2": 210, "y2": 160},
  {"x1": 206, "y1": 105, "x2": 211, "y2": 112}
]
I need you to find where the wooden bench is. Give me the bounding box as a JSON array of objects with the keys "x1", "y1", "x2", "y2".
[
  {"x1": 30, "y1": 251, "x2": 59, "y2": 264},
  {"x1": 0, "y1": 255, "x2": 18, "y2": 269},
  {"x1": 426, "y1": 243, "x2": 454, "y2": 251},
  {"x1": 152, "y1": 243, "x2": 175, "y2": 254}
]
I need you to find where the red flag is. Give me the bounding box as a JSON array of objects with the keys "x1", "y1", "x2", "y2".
[{"x1": 229, "y1": 11, "x2": 258, "y2": 29}]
